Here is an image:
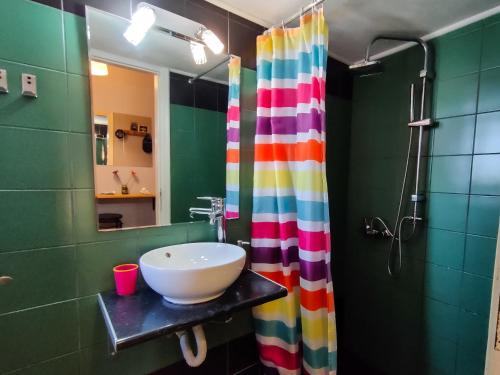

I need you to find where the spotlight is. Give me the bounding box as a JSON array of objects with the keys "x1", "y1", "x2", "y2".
[{"x1": 123, "y1": 5, "x2": 156, "y2": 46}]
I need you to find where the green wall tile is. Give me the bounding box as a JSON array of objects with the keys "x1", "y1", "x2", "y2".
[
  {"x1": 434, "y1": 29, "x2": 481, "y2": 80},
  {"x1": 430, "y1": 156, "x2": 472, "y2": 194},
  {"x1": 64, "y1": 12, "x2": 89, "y2": 75},
  {"x1": 467, "y1": 195, "x2": 500, "y2": 237},
  {"x1": 136, "y1": 228, "x2": 189, "y2": 256},
  {"x1": 422, "y1": 297, "x2": 459, "y2": 341},
  {"x1": 427, "y1": 193, "x2": 469, "y2": 232},
  {"x1": 0, "y1": 61, "x2": 67, "y2": 131},
  {"x1": 70, "y1": 132, "x2": 94, "y2": 189},
  {"x1": 187, "y1": 221, "x2": 217, "y2": 242},
  {"x1": 0, "y1": 246, "x2": 76, "y2": 314},
  {"x1": 474, "y1": 111, "x2": 500, "y2": 154},
  {"x1": 431, "y1": 115, "x2": 475, "y2": 156},
  {"x1": 424, "y1": 263, "x2": 462, "y2": 306},
  {"x1": 0, "y1": 301, "x2": 78, "y2": 374},
  {"x1": 457, "y1": 310, "x2": 489, "y2": 356},
  {"x1": 68, "y1": 74, "x2": 91, "y2": 133},
  {"x1": 455, "y1": 346, "x2": 486, "y2": 375},
  {"x1": 421, "y1": 335, "x2": 456, "y2": 375},
  {"x1": 0, "y1": 0, "x2": 64, "y2": 70},
  {"x1": 0, "y1": 190, "x2": 73, "y2": 252},
  {"x1": 77, "y1": 238, "x2": 138, "y2": 297},
  {"x1": 426, "y1": 228, "x2": 465, "y2": 269},
  {"x1": 471, "y1": 154, "x2": 500, "y2": 195},
  {"x1": 481, "y1": 21, "x2": 500, "y2": 70},
  {"x1": 0, "y1": 127, "x2": 70, "y2": 189},
  {"x1": 464, "y1": 234, "x2": 496, "y2": 277},
  {"x1": 460, "y1": 273, "x2": 492, "y2": 315},
  {"x1": 478, "y1": 67, "x2": 500, "y2": 113},
  {"x1": 9, "y1": 352, "x2": 80, "y2": 375},
  {"x1": 78, "y1": 295, "x2": 108, "y2": 348},
  {"x1": 434, "y1": 74, "x2": 478, "y2": 118}
]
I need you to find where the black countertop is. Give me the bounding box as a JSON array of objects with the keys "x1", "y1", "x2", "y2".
[{"x1": 98, "y1": 269, "x2": 287, "y2": 351}]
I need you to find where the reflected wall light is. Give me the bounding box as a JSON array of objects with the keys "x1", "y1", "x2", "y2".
[
  {"x1": 190, "y1": 42, "x2": 207, "y2": 65},
  {"x1": 91, "y1": 61, "x2": 109, "y2": 76},
  {"x1": 123, "y1": 5, "x2": 156, "y2": 46},
  {"x1": 196, "y1": 27, "x2": 224, "y2": 54}
]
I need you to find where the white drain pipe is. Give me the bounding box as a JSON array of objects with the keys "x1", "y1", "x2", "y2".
[{"x1": 175, "y1": 324, "x2": 207, "y2": 367}]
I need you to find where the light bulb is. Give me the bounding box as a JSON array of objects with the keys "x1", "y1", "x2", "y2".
[
  {"x1": 91, "y1": 61, "x2": 108, "y2": 76},
  {"x1": 190, "y1": 42, "x2": 207, "y2": 65},
  {"x1": 199, "y1": 28, "x2": 224, "y2": 55},
  {"x1": 123, "y1": 6, "x2": 156, "y2": 46}
]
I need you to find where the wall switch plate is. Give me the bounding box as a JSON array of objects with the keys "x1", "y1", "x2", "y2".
[
  {"x1": 0, "y1": 69, "x2": 7, "y2": 93},
  {"x1": 21, "y1": 73, "x2": 37, "y2": 98}
]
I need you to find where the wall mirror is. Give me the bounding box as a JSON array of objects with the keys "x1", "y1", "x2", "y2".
[{"x1": 86, "y1": 4, "x2": 239, "y2": 230}]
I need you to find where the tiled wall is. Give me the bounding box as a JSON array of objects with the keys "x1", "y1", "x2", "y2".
[
  {"x1": 0, "y1": 0, "x2": 260, "y2": 374},
  {"x1": 343, "y1": 14, "x2": 500, "y2": 375}
]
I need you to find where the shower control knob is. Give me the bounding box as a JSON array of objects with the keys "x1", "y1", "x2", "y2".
[{"x1": 0, "y1": 276, "x2": 13, "y2": 285}]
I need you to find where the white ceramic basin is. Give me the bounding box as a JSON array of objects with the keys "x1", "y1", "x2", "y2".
[{"x1": 140, "y1": 242, "x2": 246, "y2": 304}]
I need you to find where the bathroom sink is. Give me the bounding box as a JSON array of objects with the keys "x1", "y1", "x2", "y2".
[{"x1": 139, "y1": 242, "x2": 246, "y2": 304}]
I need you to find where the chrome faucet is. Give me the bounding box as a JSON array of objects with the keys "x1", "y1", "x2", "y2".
[{"x1": 189, "y1": 197, "x2": 226, "y2": 243}]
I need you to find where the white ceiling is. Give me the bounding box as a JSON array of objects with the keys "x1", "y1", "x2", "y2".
[{"x1": 207, "y1": 0, "x2": 500, "y2": 64}]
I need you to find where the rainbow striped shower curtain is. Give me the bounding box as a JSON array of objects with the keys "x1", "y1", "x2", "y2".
[
  {"x1": 226, "y1": 56, "x2": 241, "y2": 219},
  {"x1": 251, "y1": 8, "x2": 336, "y2": 374}
]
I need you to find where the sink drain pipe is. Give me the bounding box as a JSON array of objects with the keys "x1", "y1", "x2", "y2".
[{"x1": 175, "y1": 324, "x2": 207, "y2": 367}]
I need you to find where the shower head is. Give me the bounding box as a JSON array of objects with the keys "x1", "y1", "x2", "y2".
[{"x1": 349, "y1": 59, "x2": 382, "y2": 77}]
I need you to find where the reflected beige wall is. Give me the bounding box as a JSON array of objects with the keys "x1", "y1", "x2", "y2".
[{"x1": 91, "y1": 63, "x2": 155, "y2": 167}]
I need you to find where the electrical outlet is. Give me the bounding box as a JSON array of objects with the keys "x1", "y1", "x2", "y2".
[
  {"x1": 21, "y1": 73, "x2": 37, "y2": 98},
  {"x1": 0, "y1": 69, "x2": 7, "y2": 93}
]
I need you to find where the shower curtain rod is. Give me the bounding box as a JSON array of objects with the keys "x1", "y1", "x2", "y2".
[
  {"x1": 268, "y1": 0, "x2": 326, "y2": 30},
  {"x1": 188, "y1": 55, "x2": 232, "y2": 84}
]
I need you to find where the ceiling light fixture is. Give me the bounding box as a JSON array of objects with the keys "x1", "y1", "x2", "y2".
[
  {"x1": 197, "y1": 28, "x2": 224, "y2": 55},
  {"x1": 123, "y1": 5, "x2": 156, "y2": 46},
  {"x1": 190, "y1": 41, "x2": 207, "y2": 65},
  {"x1": 91, "y1": 61, "x2": 109, "y2": 76}
]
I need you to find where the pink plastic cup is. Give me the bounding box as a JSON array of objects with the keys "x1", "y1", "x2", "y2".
[{"x1": 113, "y1": 264, "x2": 139, "y2": 296}]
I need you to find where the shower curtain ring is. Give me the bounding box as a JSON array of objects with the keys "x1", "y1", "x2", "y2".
[{"x1": 281, "y1": 19, "x2": 285, "y2": 30}]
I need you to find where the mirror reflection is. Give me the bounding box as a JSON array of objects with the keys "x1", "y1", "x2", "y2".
[{"x1": 86, "y1": 5, "x2": 238, "y2": 230}]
